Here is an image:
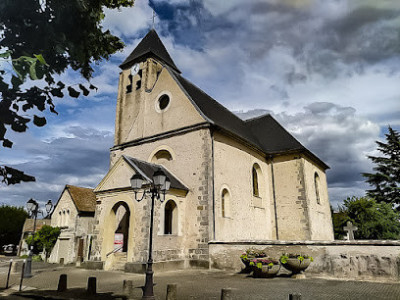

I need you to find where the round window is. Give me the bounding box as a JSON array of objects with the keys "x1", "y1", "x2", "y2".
[{"x1": 158, "y1": 94, "x2": 170, "y2": 110}]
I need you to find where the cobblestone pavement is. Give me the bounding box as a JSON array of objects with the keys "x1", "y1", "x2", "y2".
[{"x1": 1, "y1": 265, "x2": 400, "y2": 299}]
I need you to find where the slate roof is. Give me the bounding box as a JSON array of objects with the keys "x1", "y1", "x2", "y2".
[
  {"x1": 123, "y1": 155, "x2": 188, "y2": 191},
  {"x1": 245, "y1": 114, "x2": 305, "y2": 153},
  {"x1": 65, "y1": 185, "x2": 97, "y2": 213},
  {"x1": 120, "y1": 29, "x2": 180, "y2": 73},
  {"x1": 121, "y1": 30, "x2": 328, "y2": 169}
]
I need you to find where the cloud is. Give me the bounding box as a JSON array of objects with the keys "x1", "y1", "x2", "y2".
[
  {"x1": 0, "y1": 126, "x2": 112, "y2": 207},
  {"x1": 2, "y1": 0, "x2": 399, "y2": 211},
  {"x1": 102, "y1": 0, "x2": 153, "y2": 39},
  {"x1": 237, "y1": 102, "x2": 381, "y2": 208}
]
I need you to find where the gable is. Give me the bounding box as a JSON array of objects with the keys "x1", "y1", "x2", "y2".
[
  {"x1": 51, "y1": 188, "x2": 78, "y2": 227},
  {"x1": 125, "y1": 67, "x2": 206, "y2": 142},
  {"x1": 94, "y1": 157, "x2": 134, "y2": 193},
  {"x1": 95, "y1": 155, "x2": 189, "y2": 194}
]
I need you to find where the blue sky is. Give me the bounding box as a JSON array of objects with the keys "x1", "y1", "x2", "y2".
[{"x1": 1, "y1": 0, "x2": 399, "y2": 211}]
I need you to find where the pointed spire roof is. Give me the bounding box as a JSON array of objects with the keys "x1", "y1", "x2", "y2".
[{"x1": 120, "y1": 29, "x2": 181, "y2": 73}]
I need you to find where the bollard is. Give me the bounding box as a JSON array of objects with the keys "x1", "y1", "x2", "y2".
[
  {"x1": 57, "y1": 274, "x2": 68, "y2": 292},
  {"x1": 6, "y1": 259, "x2": 13, "y2": 289},
  {"x1": 288, "y1": 293, "x2": 302, "y2": 300},
  {"x1": 19, "y1": 260, "x2": 26, "y2": 292},
  {"x1": 221, "y1": 288, "x2": 232, "y2": 300},
  {"x1": 87, "y1": 277, "x2": 97, "y2": 295},
  {"x1": 166, "y1": 283, "x2": 177, "y2": 300},
  {"x1": 11, "y1": 260, "x2": 20, "y2": 274},
  {"x1": 123, "y1": 280, "x2": 134, "y2": 297}
]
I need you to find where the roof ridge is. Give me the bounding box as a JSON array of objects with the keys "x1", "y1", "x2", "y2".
[
  {"x1": 66, "y1": 184, "x2": 94, "y2": 191},
  {"x1": 244, "y1": 113, "x2": 272, "y2": 123}
]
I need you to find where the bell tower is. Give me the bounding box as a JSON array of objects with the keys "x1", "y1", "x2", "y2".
[{"x1": 114, "y1": 29, "x2": 181, "y2": 146}]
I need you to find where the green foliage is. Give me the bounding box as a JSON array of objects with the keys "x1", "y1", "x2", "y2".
[
  {"x1": 32, "y1": 255, "x2": 42, "y2": 262},
  {"x1": 363, "y1": 126, "x2": 400, "y2": 209},
  {"x1": 0, "y1": 205, "x2": 28, "y2": 246},
  {"x1": 0, "y1": 0, "x2": 134, "y2": 184},
  {"x1": 280, "y1": 253, "x2": 313, "y2": 264},
  {"x1": 337, "y1": 196, "x2": 400, "y2": 240},
  {"x1": 26, "y1": 225, "x2": 60, "y2": 256},
  {"x1": 332, "y1": 210, "x2": 348, "y2": 239}
]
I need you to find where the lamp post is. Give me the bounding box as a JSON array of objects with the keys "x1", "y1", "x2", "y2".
[
  {"x1": 24, "y1": 199, "x2": 53, "y2": 278},
  {"x1": 130, "y1": 168, "x2": 170, "y2": 300}
]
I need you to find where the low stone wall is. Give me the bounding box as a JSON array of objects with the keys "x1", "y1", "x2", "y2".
[{"x1": 209, "y1": 240, "x2": 400, "y2": 282}]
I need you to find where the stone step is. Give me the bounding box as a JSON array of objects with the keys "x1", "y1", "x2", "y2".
[{"x1": 110, "y1": 252, "x2": 127, "y2": 271}]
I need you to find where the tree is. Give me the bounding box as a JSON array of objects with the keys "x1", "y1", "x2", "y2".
[
  {"x1": 331, "y1": 209, "x2": 348, "y2": 240},
  {"x1": 334, "y1": 196, "x2": 400, "y2": 240},
  {"x1": 26, "y1": 225, "x2": 60, "y2": 260},
  {"x1": 363, "y1": 126, "x2": 400, "y2": 209},
  {"x1": 0, "y1": 204, "x2": 28, "y2": 247},
  {"x1": 0, "y1": 0, "x2": 135, "y2": 184}
]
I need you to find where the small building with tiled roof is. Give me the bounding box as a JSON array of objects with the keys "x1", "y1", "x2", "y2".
[
  {"x1": 48, "y1": 185, "x2": 97, "y2": 264},
  {"x1": 89, "y1": 29, "x2": 334, "y2": 271}
]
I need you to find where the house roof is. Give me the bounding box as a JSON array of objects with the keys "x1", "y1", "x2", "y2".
[
  {"x1": 22, "y1": 218, "x2": 51, "y2": 233},
  {"x1": 65, "y1": 185, "x2": 97, "y2": 213},
  {"x1": 123, "y1": 155, "x2": 188, "y2": 191},
  {"x1": 119, "y1": 29, "x2": 180, "y2": 73}
]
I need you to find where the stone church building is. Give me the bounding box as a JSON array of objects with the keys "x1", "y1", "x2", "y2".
[
  {"x1": 48, "y1": 29, "x2": 334, "y2": 270},
  {"x1": 78, "y1": 29, "x2": 334, "y2": 271}
]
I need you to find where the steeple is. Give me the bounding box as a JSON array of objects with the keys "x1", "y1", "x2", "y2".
[{"x1": 120, "y1": 29, "x2": 181, "y2": 73}]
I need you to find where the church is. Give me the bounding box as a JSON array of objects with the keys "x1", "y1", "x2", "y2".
[{"x1": 61, "y1": 29, "x2": 334, "y2": 271}]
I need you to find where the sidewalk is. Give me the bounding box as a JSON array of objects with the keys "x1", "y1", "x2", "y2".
[{"x1": 1, "y1": 264, "x2": 400, "y2": 299}]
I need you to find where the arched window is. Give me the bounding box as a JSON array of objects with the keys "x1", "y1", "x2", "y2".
[
  {"x1": 62, "y1": 210, "x2": 66, "y2": 227},
  {"x1": 252, "y1": 164, "x2": 260, "y2": 197},
  {"x1": 151, "y1": 149, "x2": 173, "y2": 164},
  {"x1": 221, "y1": 189, "x2": 230, "y2": 218},
  {"x1": 314, "y1": 172, "x2": 321, "y2": 204},
  {"x1": 58, "y1": 211, "x2": 62, "y2": 226},
  {"x1": 164, "y1": 200, "x2": 177, "y2": 235}
]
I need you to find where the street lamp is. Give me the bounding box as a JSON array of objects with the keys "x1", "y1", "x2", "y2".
[
  {"x1": 45, "y1": 200, "x2": 53, "y2": 218},
  {"x1": 24, "y1": 199, "x2": 53, "y2": 278},
  {"x1": 130, "y1": 168, "x2": 170, "y2": 300}
]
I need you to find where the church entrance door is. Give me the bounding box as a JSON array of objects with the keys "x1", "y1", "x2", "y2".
[{"x1": 112, "y1": 202, "x2": 130, "y2": 253}]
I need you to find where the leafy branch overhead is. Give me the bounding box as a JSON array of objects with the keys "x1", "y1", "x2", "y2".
[{"x1": 0, "y1": 0, "x2": 135, "y2": 184}]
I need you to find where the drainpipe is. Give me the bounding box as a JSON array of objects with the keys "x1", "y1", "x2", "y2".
[
  {"x1": 270, "y1": 155, "x2": 279, "y2": 240},
  {"x1": 211, "y1": 129, "x2": 216, "y2": 241}
]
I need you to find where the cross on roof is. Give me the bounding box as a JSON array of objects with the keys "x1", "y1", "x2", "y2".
[
  {"x1": 152, "y1": 10, "x2": 156, "y2": 29},
  {"x1": 343, "y1": 221, "x2": 358, "y2": 240}
]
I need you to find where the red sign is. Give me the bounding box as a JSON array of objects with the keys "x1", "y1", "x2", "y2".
[{"x1": 114, "y1": 233, "x2": 123, "y2": 252}]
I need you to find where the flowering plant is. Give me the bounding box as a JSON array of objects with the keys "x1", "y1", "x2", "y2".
[
  {"x1": 249, "y1": 258, "x2": 279, "y2": 269},
  {"x1": 240, "y1": 248, "x2": 267, "y2": 261},
  {"x1": 280, "y1": 253, "x2": 314, "y2": 264}
]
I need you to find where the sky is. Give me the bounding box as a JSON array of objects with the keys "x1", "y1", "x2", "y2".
[{"x1": 1, "y1": 0, "x2": 399, "y2": 212}]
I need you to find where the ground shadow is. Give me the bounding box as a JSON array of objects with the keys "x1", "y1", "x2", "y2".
[{"x1": 12, "y1": 288, "x2": 128, "y2": 300}]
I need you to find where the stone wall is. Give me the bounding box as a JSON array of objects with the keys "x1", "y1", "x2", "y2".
[
  {"x1": 209, "y1": 240, "x2": 400, "y2": 282},
  {"x1": 213, "y1": 132, "x2": 274, "y2": 241},
  {"x1": 93, "y1": 128, "x2": 213, "y2": 267}
]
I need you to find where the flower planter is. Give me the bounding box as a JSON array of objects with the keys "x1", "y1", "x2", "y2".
[
  {"x1": 281, "y1": 258, "x2": 311, "y2": 274},
  {"x1": 252, "y1": 264, "x2": 280, "y2": 278},
  {"x1": 240, "y1": 258, "x2": 253, "y2": 273}
]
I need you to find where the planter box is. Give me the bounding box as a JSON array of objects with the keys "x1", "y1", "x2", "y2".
[
  {"x1": 252, "y1": 264, "x2": 280, "y2": 278},
  {"x1": 281, "y1": 258, "x2": 311, "y2": 274}
]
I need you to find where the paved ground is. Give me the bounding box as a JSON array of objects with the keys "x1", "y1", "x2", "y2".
[{"x1": 1, "y1": 261, "x2": 400, "y2": 299}]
